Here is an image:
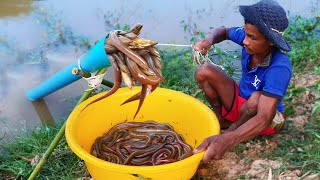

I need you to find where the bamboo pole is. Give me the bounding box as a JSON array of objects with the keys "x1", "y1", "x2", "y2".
[
  {"x1": 28, "y1": 68, "x2": 108, "y2": 180},
  {"x1": 102, "y1": 79, "x2": 114, "y2": 88}
]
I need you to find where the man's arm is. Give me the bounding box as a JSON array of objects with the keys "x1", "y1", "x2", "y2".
[
  {"x1": 194, "y1": 94, "x2": 279, "y2": 162},
  {"x1": 229, "y1": 95, "x2": 279, "y2": 143},
  {"x1": 206, "y1": 26, "x2": 230, "y2": 45},
  {"x1": 193, "y1": 27, "x2": 230, "y2": 55}
]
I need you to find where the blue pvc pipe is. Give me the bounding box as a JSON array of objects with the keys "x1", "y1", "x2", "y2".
[{"x1": 26, "y1": 35, "x2": 111, "y2": 101}]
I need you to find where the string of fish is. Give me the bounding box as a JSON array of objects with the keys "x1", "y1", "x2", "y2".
[{"x1": 82, "y1": 24, "x2": 166, "y2": 119}]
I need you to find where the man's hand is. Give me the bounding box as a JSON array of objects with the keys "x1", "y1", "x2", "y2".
[
  {"x1": 193, "y1": 38, "x2": 213, "y2": 55},
  {"x1": 193, "y1": 133, "x2": 235, "y2": 163},
  {"x1": 193, "y1": 27, "x2": 229, "y2": 55}
]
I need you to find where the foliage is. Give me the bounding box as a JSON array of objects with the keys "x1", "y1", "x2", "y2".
[
  {"x1": 32, "y1": 5, "x2": 91, "y2": 50},
  {"x1": 269, "y1": 119, "x2": 320, "y2": 174},
  {"x1": 284, "y1": 16, "x2": 320, "y2": 71},
  {"x1": 0, "y1": 124, "x2": 85, "y2": 179},
  {"x1": 159, "y1": 48, "x2": 198, "y2": 95},
  {"x1": 283, "y1": 84, "x2": 307, "y2": 116},
  {"x1": 179, "y1": 7, "x2": 213, "y2": 42},
  {"x1": 283, "y1": 16, "x2": 320, "y2": 117}
]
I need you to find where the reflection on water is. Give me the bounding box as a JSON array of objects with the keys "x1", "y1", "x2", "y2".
[
  {"x1": 0, "y1": 0, "x2": 318, "y2": 142},
  {"x1": 0, "y1": 0, "x2": 33, "y2": 17}
]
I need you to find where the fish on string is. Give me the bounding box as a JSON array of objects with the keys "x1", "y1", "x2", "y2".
[{"x1": 81, "y1": 24, "x2": 165, "y2": 119}]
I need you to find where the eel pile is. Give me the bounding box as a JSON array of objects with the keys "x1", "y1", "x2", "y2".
[
  {"x1": 91, "y1": 121, "x2": 193, "y2": 166},
  {"x1": 84, "y1": 24, "x2": 166, "y2": 119}
]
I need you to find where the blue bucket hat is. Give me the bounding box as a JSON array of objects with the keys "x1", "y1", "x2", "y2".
[{"x1": 239, "y1": 0, "x2": 291, "y2": 51}]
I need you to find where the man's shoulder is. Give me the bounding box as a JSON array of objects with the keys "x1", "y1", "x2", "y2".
[
  {"x1": 228, "y1": 27, "x2": 245, "y2": 36},
  {"x1": 230, "y1": 26, "x2": 245, "y2": 32},
  {"x1": 273, "y1": 49, "x2": 290, "y2": 59},
  {"x1": 271, "y1": 50, "x2": 291, "y2": 68},
  {"x1": 228, "y1": 27, "x2": 245, "y2": 46}
]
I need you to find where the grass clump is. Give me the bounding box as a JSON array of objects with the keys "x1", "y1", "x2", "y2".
[
  {"x1": 270, "y1": 119, "x2": 320, "y2": 174},
  {"x1": 284, "y1": 16, "x2": 320, "y2": 71},
  {"x1": 0, "y1": 125, "x2": 85, "y2": 180},
  {"x1": 160, "y1": 48, "x2": 198, "y2": 94}
]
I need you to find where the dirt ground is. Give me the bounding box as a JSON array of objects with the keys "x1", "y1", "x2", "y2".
[{"x1": 196, "y1": 72, "x2": 320, "y2": 180}]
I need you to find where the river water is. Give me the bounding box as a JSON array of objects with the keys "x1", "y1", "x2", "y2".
[{"x1": 0, "y1": 0, "x2": 318, "y2": 142}]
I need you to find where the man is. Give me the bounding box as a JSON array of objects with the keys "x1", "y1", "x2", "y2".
[{"x1": 193, "y1": 0, "x2": 292, "y2": 163}]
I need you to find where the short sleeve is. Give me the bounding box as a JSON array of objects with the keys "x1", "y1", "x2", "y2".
[
  {"x1": 228, "y1": 27, "x2": 245, "y2": 46},
  {"x1": 262, "y1": 66, "x2": 292, "y2": 100}
]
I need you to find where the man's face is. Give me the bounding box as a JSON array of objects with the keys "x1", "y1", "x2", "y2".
[{"x1": 243, "y1": 23, "x2": 273, "y2": 55}]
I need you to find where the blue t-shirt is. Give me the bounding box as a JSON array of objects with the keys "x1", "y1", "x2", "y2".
[{"x1": 228, "y1": 27, "x2": 292, "y2": 113}]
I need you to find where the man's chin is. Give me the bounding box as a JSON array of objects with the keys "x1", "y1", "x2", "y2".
[{"x1": 245, "y1": 48, "x2": 253, "y2": 55}]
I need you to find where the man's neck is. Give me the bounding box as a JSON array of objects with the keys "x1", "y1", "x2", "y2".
[
  {"x1": 253, "y1": 48, "x2": 273, "y2": 63},
  {"x1": 250, "y1": 48, "x2": 273, "y2": 69}
]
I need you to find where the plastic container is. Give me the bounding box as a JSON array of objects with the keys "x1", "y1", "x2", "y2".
[{"x1": 66, "y1": 87, "x2": 220, "y2": 180}]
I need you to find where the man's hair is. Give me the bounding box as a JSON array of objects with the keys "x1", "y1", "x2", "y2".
[{"x1": 244, "y1": 19, "x2": 254, "y2": 25}]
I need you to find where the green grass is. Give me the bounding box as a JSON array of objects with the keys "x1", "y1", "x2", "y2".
[
  {"x1": 0, "y1": 125, "x2": 86, "y2": 180},
  {"x1": 160, "y1": 48, "x2": 199, "y2": 94},
  {"x1": 280, "y1": 15, "x2": 320, "y2": 175},
  {"x1": 284, "y1": 16, "x2": 320, "y2": 71},
  {"x1": 269, "y1": 119, "x2": 320, "y2": 174}
]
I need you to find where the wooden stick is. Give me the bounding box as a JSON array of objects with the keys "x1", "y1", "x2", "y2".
[{"x1": 31, "y1": 98, "x2": 55, "y2": 126}]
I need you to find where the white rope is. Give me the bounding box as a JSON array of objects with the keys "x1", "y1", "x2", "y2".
[
  {"x1": 77, "y1": 53, "x2": 87, "y2": 71},
  {"x1": 191, "y1": 45, "x2": 225, "y2": 70},
  {"x1": 157, "y1": 43, "x2": 192, "y2": 47},
  {"x1": 271, "y1": 28, "x2": 284, "y2": 36},
  {"x1": 156, "y1": 43, "x2": 225, "y2": 70},
  {"x1": 83, "y1": 74, "x2": 105, "y2": 91},
  {"x1": 77, "y1": 53, "x2": 106, "y2": 91},
  {"x1": 157, "y1": 43, "x2": 231, "y2": 55}
]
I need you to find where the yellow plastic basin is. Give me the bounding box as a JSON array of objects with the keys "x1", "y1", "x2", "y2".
[{"x1": 66, "y1": 87, "x2": 220, "y2": 180}]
